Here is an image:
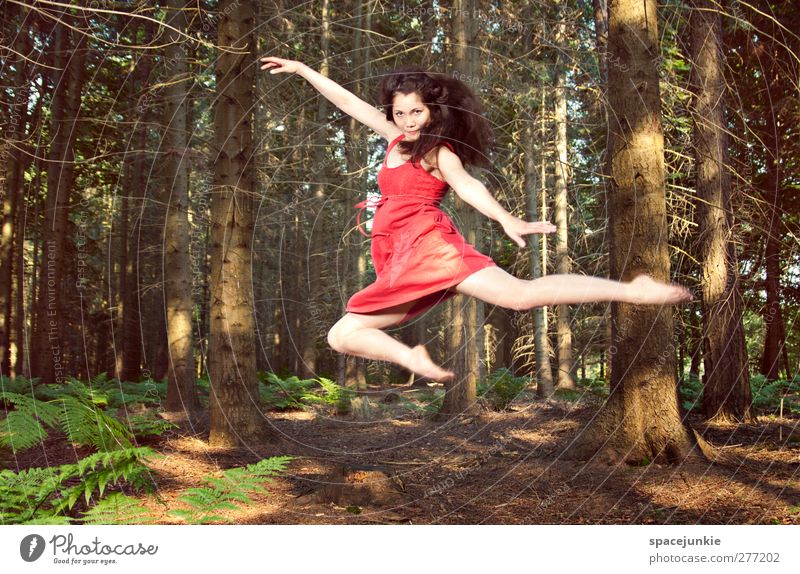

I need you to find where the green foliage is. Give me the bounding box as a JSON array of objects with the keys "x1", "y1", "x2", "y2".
[
  {"x1": 399, "y1": 389, "x2": 444, "y2": 414},
  {"x1": 316, "y1": 377, "x2": 356, "y2": 412},
  {"x1": 0, "y1": 447, "x2": 156, "y2": 525},
  {"x1": 58, "y1": 396, "x2": 134, "y2": 451},
  {"x1": 0, "y1": 373, "x2": 173, "y2": 454},
  {"x1": 257, "y1": 372, "x2": 354, "y2": 411},
  {"x1": 477, "y1": 368, "x2": 530, "y2": 410},
  {"x1": 123, "y1": 411, "x2": 178, "y2": 438},
  {"x1": 577, "y1": 377, "x2": 609, "y2": 398},
  {"x1": 680, "y1": 374, "x2": 800, "y2": 415},
  {"x1": 750, "y1": 375, "x2": 800, "y2": 415},
  {"x1": 169, "y1": 456, "x2": 293, "y2": 524},
  {"x1": 78, "y1": 493, "x2": 154, "y2": 525},
  {"x1": 0, "y1": 392, "x2": 62, "y2": 451},
  {"x1": 679, "y1": 374, "x2": 704, "y2": 412},
  {"x1": 258, "y1": 372, "x2": 319, "y2": 409},
  {"x1": 0, "y1": 374, "x2": 41, "y2": 395}
]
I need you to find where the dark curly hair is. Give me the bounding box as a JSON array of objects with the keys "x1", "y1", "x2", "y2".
[{"x1": 376, "y1": 66, "x2": 493, "y2": 169}]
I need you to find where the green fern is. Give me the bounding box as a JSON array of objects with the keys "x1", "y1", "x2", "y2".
[
  {"x1": 258, "y1": 372, "x2": 319, "y2": 410},
  {"x1": 0, "y1": 374, "x2": 40, "y2": 395},
  {"x1": 170, "y1": 456, "x2": 293, "y2": 524},
  {"x1": 122, "y1": 411, "x2": 178, "y2": 438},
  {"x1": 0, "y1": 446, "x2": 156, "y2": 524},
  {"x1": 78, "y1": 493, "x2": 154, "y2": 525},
  {"x1": 316, "y1": 377, "x2": 356, "y2": 407},
  {"x1": 57, "y1": 396, "x2": 134, "y2": 451},
  {"x1": 0, "y1": 392, "x2": 62, "y2": 452},
  {"x1": 477, "y1": 368, "x2": 530, "y2": 411}
]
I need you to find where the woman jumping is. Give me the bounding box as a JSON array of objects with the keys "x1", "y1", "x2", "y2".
[{"x1": 260, "y1": 57, "x2": 693, "y2": 382}]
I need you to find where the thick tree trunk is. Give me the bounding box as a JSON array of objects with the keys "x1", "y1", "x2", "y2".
[
  {"x1": 553, "y1": 0, "x2": 575, "y2": 389},
  {"x1": 439, "y1": 0, "x2": 483, "y2": 418},
  {"x1": 162, "y1": 0, "x2": 199, "y2": 413},
  {"x1": 31, "y1": 22, "x2": 84, "y2": 385},
  {"x1": 566, "y1": 0, "x2": 696, "y2": 464},
  {"x1": 208, "y1": 0, "x2": 271, "y2": 446},
  {"x1": 690, "y1": 0, "x2": 753, "y2": 422}
]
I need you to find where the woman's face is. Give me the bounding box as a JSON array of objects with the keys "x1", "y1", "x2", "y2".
[{"x1": 391, "y1": 91, "x2": 430, "y2": 140}]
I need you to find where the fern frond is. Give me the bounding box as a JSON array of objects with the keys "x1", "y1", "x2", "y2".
[
  {"x1": 58, "y1": 396, "x2": 134, "y2": 451},
  {"x1": 0, "y1": 392, "x2": 63, "y2": 452},
  {"x1": 79, "y1": 493, "x2": 153, "y2": 525},
  {"x1": 169, "y1": 456, "x2": 293, "y2": 524}
]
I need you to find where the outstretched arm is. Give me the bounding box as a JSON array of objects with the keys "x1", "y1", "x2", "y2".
[
  {"x1": 260, "y1": 56, "x2": 402, "y2": 141},
  {"x1": 437, "y1": 146, "x2": 556, "y2": 248}
]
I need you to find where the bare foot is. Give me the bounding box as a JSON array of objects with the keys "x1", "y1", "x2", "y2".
[
  {"x1": 626, "y1": 274, "x2": 694, "y2": 305},
  {"x1": 405, "y1": 344, "x2": 455, "y2": 382}
]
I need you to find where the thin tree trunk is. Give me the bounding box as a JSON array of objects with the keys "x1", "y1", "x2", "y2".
[
  {"x1": 0, "y1": 1, "x2": 32, "y2": 376},
  {"x1": 163, "y1": 0, "x2": 199, "y2": 413},
  {"x1": 753, "y1": 23, "x2": 788, "y2": 382},
  {"x1": 342, "y1": 0, "x2": 371, "y2": 390},
  {"x1": 208, "y1": 0, "x2": 272, "y2": 446},
  {"x1": 302, "y1": 0, "x2": 332, "y2": 378},
  {"x1": 567, "y1": 0, "x2": 696, "y2": 464},
  {"x1": 690, "y1": 0, "x2": 753, "y2": 422},
  {"x1": 526, "y1": 118, "x2": 554, "y2": 395},
  {"x1": 553, "y1": 0, "x2": 574, "y2": 389}
]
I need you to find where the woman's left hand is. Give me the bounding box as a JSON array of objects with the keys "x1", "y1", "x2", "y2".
[{"x1": 500, "y1": 215, "x2": 556, "y2": 248}]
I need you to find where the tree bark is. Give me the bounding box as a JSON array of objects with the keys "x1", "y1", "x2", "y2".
[
  {"x1": 553, "y1": 0, "x2": 575, "y2": 389},
  {"x1": 439, "y1": 0, "x2": 483, "y2": 418},
  {"x1": 31, "y1": 20, "x2": 85, "y2": 385},
  {"x1": 208, "y1": 0, "x2": 271, "y2": 446},
  {"x1": 120, "y1": 23, "x2": 152, "y2": 383},
  {"x1": 566, "y1": 0, "x2": 696, "y2": 464},
  {"x1": 525, "y1": 117, "x2": 554, "y2": 395},
  {"x1": 302, "y1": 0, "x2": 333, "y2": 378},
  {"x1": 689, "y1": 0, "x2": 753, "y2": 422},
  {"x1": 162, "y1": 0, "x2": 199, "y2": 413}
]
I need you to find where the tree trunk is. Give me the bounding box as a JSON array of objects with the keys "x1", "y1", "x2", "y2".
[
  {"x1": 31, "y1": 21, "x2": 85, "y2": 385},
  {"x1": 302, "y1": 0, "x2": 333, "y2": 378},
  {"x1": 341, "y1": 0, "x2": 371, "y2": 390},
  {"x1": 162, "y1": 0, "x2": 199, "y2": 413},
  {"x1": 566, "y1": 0, "x2": 696, "y2": 464},
  {"x1": 526, "y1": 117, "x2": 554, "y2": 395},
  {"x1": 208, "y1": 0, "x2": 271, "y2": 446},
  {"x1": 439, "y1": 0, "x2": 483, "y2": 418},
  {"x1": 120, "y1": 24, "x2": 152, "y2": 383},
  {"x1": 553, "y1": 0, "x2": 575, "y2": 389},
  {"x1": 690, "y1": 0, "x2": 753, "y2": 422},
  {"x1": 0, "y1": 1, "x2": 32, "y2": 377}
]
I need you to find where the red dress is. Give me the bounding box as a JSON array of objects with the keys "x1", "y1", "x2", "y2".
[{"x1": 345, "y1": 134, "x2": 497, "y2": 324}]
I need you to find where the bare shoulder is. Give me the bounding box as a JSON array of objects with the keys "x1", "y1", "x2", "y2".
[{"x1": 435, "y1": 144, "x2": 464, "y2": 169}]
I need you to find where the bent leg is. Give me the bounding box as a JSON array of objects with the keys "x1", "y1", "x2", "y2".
[
  {"x1": 327, "y1": 302, "x2": 454, "y2": 381},
  {"x1": 453, "y1": 267, "x2": 693, "y2": 310}
]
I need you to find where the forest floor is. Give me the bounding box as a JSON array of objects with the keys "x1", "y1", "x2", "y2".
[{"x1": 13, "y1": 384, "x2": 800, "y2": 525}]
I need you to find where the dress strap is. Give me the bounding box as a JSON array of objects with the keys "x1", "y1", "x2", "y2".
[{"x1": 382, "y1": 134, "x2": 406, "y2": 166}]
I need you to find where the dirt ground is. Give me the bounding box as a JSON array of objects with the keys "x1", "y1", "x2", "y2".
[{"x1": 10, "y1": 386, "x2": 800, "y2": 524}]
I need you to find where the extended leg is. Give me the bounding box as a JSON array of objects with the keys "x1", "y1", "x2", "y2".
[
  {"x1": 453, "y1": 267, "x2": 693, "y2": 310},
  {"x1": 327, "y1": 302, "x2": 454, "y2": 381}
]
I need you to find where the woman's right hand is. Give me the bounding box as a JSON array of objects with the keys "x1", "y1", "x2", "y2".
[{"x1": 259, "y1": 56, "x2": 304, "y2": 75}]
